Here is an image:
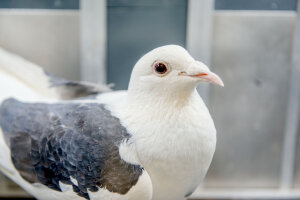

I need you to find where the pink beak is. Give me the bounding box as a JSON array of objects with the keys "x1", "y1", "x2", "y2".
[
  {"x1": 189, "y1": 71, "x2": 224, "y2": 87},
  {"x1": 180, "y1": 61, "x2": 224, "y2": 87}
]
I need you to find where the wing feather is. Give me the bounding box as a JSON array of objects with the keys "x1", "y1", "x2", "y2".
[{"x1": 0, "y1": 99, "x2": 143, "y2": 200}]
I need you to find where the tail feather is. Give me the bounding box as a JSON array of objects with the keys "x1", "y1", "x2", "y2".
[
  {"x1": 0, "y1": 48, "x2": 111, "y2": 102},
  {"x1": 0, "y1": 48, "x2": 58, "y2": 101}
]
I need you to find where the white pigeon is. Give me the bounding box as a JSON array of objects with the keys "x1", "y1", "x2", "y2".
[{"x1": 0, "y1": 45, "x2": 223, "y2": 200}]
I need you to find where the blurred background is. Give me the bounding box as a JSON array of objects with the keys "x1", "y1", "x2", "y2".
[{"x1": 0, "y1": 0, "x2": 300, "y2": 199}]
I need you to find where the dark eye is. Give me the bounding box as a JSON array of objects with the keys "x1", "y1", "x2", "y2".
[{"x1": 154, "y1": 62, "x2": 168, "y2": 75}]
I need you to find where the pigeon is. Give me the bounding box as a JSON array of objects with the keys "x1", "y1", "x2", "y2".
[{"x1": 0, "y1": 45, "x2": 223, "y2": 200}]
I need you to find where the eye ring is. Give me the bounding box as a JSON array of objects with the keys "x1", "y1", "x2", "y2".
[{"x1": 153, "y1": 62, "x2": 170, "y2": 76}]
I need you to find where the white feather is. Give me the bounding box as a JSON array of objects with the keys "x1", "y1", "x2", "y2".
[{"x1": 0, "y1": 48, "x2": 58, "y2": 102}]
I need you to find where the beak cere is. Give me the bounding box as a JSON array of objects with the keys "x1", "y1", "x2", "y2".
[{"x1": 191, "y1": 71, "x2": 224, "y2": 87}]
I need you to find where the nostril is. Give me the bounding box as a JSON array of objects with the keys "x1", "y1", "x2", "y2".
[{"x1": 178, "y1": 72, "x2": 187, "y2": 76}]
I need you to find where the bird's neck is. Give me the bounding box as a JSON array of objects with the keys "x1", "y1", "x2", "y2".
[{"x1": 127, "y1": 85, "x2": 198, "y2": 110}]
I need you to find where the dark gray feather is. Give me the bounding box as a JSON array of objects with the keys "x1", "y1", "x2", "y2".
[
  {"x1": 45, "y1": 71, "x2": 112, "y2": 100},
  {"x1": 0, "y1": 98, "x2": 142, "y2": 200}
]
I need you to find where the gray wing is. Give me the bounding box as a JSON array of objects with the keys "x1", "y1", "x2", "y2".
[{"x1": 0, "y1": 99, "x2": 142, "y2": 200}]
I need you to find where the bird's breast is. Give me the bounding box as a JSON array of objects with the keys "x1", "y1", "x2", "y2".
[
  {"x1": 111, "y1": 93, "x2": 217, "y2": 199},
  {"x1": 133, "y1": 113, "x2": 216, "y2": 200},
  {"x1": 115, "y1": 94, "x2": 217, "y2": 170}
]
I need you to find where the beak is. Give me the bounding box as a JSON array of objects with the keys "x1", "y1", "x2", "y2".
[
  {"x1": 189, "y1": 71, "x2": 224, "y2": 87},
  {"x1": 179, "y1": 61, "x2": 224, "y2": 87}
]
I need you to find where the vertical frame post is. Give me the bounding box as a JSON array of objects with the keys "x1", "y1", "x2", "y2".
[
  {"x1": 281, "y1": 1, "x2": 300, "y2": 189},
  {"x1": 80, "y1": 0, "x2": 107, "y2": 84},
  {"x1": 186, "y1": 0, "x2": 214, "y2": 104}
]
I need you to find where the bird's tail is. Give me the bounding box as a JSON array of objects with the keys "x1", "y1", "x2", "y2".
[
  {"x1": 0, "y1": 48, "x2": 59, "y2": 103},
  {"x1": 0, "y1": 48, "x2": 111, "y2": 103}
]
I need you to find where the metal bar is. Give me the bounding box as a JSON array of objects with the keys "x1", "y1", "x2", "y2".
[
  {"x1": 186, "y1": 0, "x2": 214, "y2": 105},
  {"x1": 80, "y1": 0, "x2": 107, "y2": 84},
  {"x1": 280, "y1": 1, "x2": 300, "y2": 189},
  {"x1": 0, "y1": 0, "x2": 79, "y2": 10},
  {"x1": 214, "y1": 0, "x2": 298, "y2": 11},
  {"x1": 190, "y1": 188, "x2": 300, "y2": 199}
]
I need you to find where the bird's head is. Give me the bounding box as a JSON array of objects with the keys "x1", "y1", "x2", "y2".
[{"x1": 128, "y1": 45, "x2": 223, "y2": 101}]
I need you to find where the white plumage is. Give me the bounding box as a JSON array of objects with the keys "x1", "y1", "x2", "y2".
[{"x1": 0, "y1": 45, "x2": 223, "y2": 200}]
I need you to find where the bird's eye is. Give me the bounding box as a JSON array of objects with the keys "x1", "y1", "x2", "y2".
[{"x1": 154, "y1": 62, "x2": 169, "y2": 76}]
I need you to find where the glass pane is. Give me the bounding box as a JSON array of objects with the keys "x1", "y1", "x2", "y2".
[
  {"x1": 107, "y1": 0, "x2": 187, "y2": 90},
  {"x1": 205, "y1": 12, "x2": 295, "y2": 188}
]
